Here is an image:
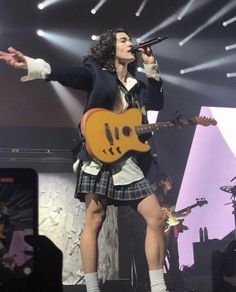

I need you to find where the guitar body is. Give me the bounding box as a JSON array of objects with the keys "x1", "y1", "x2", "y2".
[
  {"x1": 80, "y1": 107, "x2": 217, "y2": 163},
  {"x1": 81, "y1": 108, "x2": 150, "y2": 163}
]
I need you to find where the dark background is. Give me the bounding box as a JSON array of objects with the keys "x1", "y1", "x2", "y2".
[
  {"x1": 0, "y1": 1, "x2": 235, "y2": 290},
  {"x1": 0, "y1": 0, "x2": 235, "y2": 206}
]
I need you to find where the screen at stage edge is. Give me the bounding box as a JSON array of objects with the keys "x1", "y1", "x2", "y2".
[{"x1": 176, "y1": 106, "x2": 236, "y2": 267}]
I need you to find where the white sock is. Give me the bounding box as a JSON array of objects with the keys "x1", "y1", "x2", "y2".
[
  {"x1": 149, "y1": 269, "x2": 167, "y2": 292},
  {"x1": 84, "y1": 272, "x2": 100, "y2": 292}
]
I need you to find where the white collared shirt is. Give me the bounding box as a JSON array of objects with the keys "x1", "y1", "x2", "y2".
[{"x1": 21, "y1": 56, "x2": 160, "y2": 185}]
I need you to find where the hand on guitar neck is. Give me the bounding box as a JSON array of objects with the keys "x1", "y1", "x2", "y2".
[{"x1": 163, "y1": 198, "x2": 208, "y2": 232}]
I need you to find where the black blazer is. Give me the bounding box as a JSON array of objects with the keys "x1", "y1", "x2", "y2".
[{"x1": 46, "y1": 58, "x2": 164, "y2": 183}]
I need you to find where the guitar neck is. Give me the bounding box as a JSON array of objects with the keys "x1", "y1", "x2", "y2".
[
  {"x1": 176, "y1": 203, "x2": 198, "y2": 214},
  {"x1": 135, "y1": 118, "x2": 196, "y2": 135}
]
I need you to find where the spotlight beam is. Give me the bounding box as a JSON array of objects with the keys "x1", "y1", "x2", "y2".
[
  {"x1": 38, "y1": 0, "x2": 61, "y2": 10},
  {"x1": 161, "y1": 73, "x2": 235, "y2": 98},
  {"x1": 179, "y1": 0, "x2": 236, "y2": 46},
  {"x1": 225, "y1": 44, "x2": 236, "y2": 51},
  {"x1": 180, "y1": 53, "x2": 236, "y2": 75},
  {"x1": 138, "y1": 0, "x2": 212, "y2": 40},
  {"x1": 223, "y1": 16, "x2": 236, "y2": 26},
  {"x1": 50, "y1": 82, "x2": 85, "y2": 127},
  {"x1": 36, "y1": 30, "x2": 89, "y2": 58},
  {"x1": 138, "y1": 10, "x2": 180, "y2": 40},
  {"x1": 91, "y1": 0, "x2": 107, "y2": 14},
  {"x1": 135, "y1": 0, "x2": 148, "y2": 17},
  {"x1": 227, "y1": 72, "x2": 236, "y2": 78},
  {"x1": 178, "y1": 0, "x2": 196, "y2": 20}
]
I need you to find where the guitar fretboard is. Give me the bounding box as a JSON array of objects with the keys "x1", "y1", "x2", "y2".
[{"x1": 135, "y1": 118, "x2": 196, "y2": 135}]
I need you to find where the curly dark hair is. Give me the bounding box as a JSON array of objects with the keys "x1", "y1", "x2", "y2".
[
  {"x1": 84, "y1": 28, "x2": 137, "y2": 76},
  {"x1": 151, "y1": 173, "x2": 172, "y2": 196}
]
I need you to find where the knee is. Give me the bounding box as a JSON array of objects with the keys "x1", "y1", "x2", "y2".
[
  {"x1": 145, "y1": 212, "x2": 165, "y2": 231},
  {"x1": 87, "y1": 211, "x2": 106, "y2": 232}
]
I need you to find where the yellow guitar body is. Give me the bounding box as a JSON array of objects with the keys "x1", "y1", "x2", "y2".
[{"x1": 81, "y1": 108, "x2": 150, "y2": 163}]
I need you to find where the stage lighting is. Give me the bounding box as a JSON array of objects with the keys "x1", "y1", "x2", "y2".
[
  {"x1": 91, "y1": 35, "x2": 99, "y2": 41},
  {"x1": 179, "y1": 0, "x2": 236, "y2": 46},
  {"x1": 135, "y1": 0, "x2": 148, "y2": 17},
  {"x1": 225, "y1": 44, "x2": 236, "y2": 51},
  {"x1": 138, "y1": 0, "x2": 211, "y2": 40},
  {"x1": 161, "y1": 72, "x2": 235, "y2": 98},
  {"x1": 37, "y1": 3, "x2": 45, "y2": 10},
  {"x1": 37, "y1": 0, "x2": 61, "y2": 10},
  {"x1": 177, "y1": 0, "x2": 196, "y2": 21},
  {"x1": 91, "y1": 0, "x2": 107, "y2": 15},
  {"x1": 138, "y1": 12, "x2": 179, "y2": 41},
  {"x1": 223, "y1": 16, "x2": 236, "y2": 26},
  {"x1": 179, "y1": 54, "x2": 236, "y2": 74},
  {"x1": 227, "y1": 72, "x2": 236, "y2": 78},
  {"x1": 37, "y1": 29, "x2": 44, "y2": 37},
  {"x1": 34, "y1": 30, "x2": 89, "y2": 58},
  {"x1": 50, "y1": 82, "x2": 84, "y2": 126}
]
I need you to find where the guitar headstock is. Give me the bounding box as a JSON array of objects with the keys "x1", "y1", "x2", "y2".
[
  {"x1": 196, "y1": 198, "x2": 208, "y2": 207},
  {"x1": 194, "y1": 116, "x2": 217, "y2": 127}
]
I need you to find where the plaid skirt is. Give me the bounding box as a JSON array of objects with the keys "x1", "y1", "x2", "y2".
[{"x1": 74, "y1": 163, "x2": 153, "y2": 206}]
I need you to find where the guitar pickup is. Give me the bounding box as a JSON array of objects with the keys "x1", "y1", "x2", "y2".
[
  {"x1": 114, "y1": 127, "x2": 119, "y2": 140},
  {"x1": 105, "y1": 123, "x2": 114, "y2": 145}
]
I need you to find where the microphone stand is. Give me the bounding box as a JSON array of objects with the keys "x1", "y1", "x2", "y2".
[
  {"x1": 225, "y1": 185, "x2": 236, "y2": 239},
  {"x1": 231, "y1": 186, "x2": 236, "y2": 240}
]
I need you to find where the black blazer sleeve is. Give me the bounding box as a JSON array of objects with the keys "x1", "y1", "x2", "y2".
[{"x1": 46, "y1": 63, "x2": 93, "y2": 91}]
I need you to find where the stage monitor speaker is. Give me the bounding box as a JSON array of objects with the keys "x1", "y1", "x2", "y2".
[
  {"x1": 63, "y1": 285, "x2": 86, "y2": 292},
  {"x1": 102, "y1": 279, "x2": 133, "y2": 292},
  {"x1": 193, "y1": 239, "x2": 231, "y2": 274}
]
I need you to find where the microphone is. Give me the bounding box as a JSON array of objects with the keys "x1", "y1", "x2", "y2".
[{"x1": 131, "y1": 35, "x2": 168, "y2": 54}]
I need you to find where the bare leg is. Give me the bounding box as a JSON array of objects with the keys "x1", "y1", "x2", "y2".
[
  {"x1": 137, "y1": 194, "x2": 167, "y2": 291},
  {"x1": 80, "y1": 194, "x2": 107, "y2": 292},
  {"x1": 137, "y1": 194, "x2": 165, "y2": 269},
  {"x1": 80, "y1": 194, "x2": 107, "y2": 272}
]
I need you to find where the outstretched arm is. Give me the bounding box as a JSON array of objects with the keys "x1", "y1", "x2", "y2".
[{"x1": 0, "y1": 47, "x2": 28, "y2": 70}]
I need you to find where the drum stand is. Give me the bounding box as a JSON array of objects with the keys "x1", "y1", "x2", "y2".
[
  {"x1": 223, "y1": 185, "x2": 236, "y2": 239},
  {"x1": 231, "y1": 186, "x2": 236, "y2": 239}
]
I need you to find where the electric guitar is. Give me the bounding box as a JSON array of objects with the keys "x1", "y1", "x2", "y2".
[
  {"x1": 81, "y1": 108, "x2": 217, "y2": 163},
  {"x1": 164, "y1": 198, "x2": 208, "y2": 232}
]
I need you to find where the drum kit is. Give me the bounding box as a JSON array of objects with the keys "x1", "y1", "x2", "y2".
[{"x1": 220, "y1": 176, "x2": 236, "y2": 239}]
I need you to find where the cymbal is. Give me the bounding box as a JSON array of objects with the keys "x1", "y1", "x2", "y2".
[
  {"x1": 220, "y1": 186, "x2": 233, "y2": 193},
  {"x1": 220, "y1": 185, "x2": 236, "y2": 195}
]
